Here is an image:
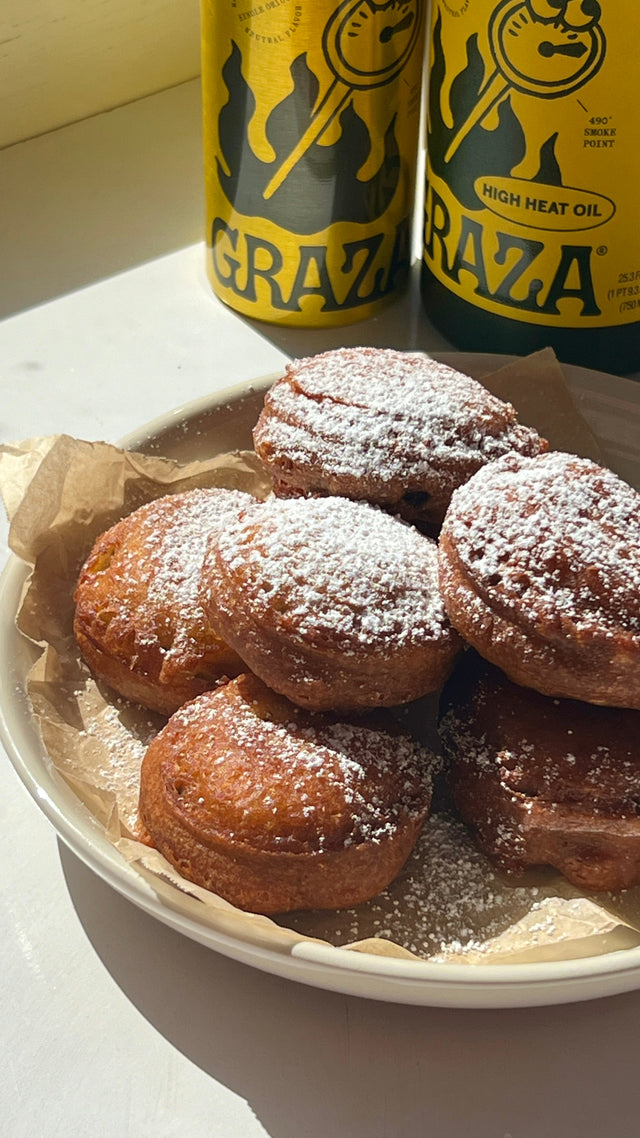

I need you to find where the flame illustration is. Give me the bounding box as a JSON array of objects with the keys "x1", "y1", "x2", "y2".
[
  {"x1": 263, "y1": 0, "x2": 423, "y2": 198},
  {"x1": 427, "y1": 13, "x2": 565, "y2": 209},
  {"x1": 217, "y1": 44, "x2": 402, "y2": 232},
  {"x1": 442, "y1": 0, "x2": 605, "y2": 162}
]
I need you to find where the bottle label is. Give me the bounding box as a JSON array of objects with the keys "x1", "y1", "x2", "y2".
[
  {"x1": 423, "y1": 0, "x2": 640, "y2": 330},
  {"x1": 202, "y1": 0, "x2": 425, "y2": 325}
]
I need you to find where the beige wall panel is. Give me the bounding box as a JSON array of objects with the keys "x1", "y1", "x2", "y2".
[{"x1": 1, "y1": 0, "x2": 200, "y2": 148}]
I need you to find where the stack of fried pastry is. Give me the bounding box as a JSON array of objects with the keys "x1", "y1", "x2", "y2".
[
  {"x1": 74, "y1": 481, "x2": 450, "y2": 912},
  {"x1": 135, "y1": 488, "x2": 456, "y2": 913},
  {"x1": 74, "y1": 345, "x2": 638, "y2": 910},
  {"x1": 437, "y1": 450, "x2": 640, "y2": 891},
  {"x1": 82, "y1": 344, "x2": 546, "y2": 913}
]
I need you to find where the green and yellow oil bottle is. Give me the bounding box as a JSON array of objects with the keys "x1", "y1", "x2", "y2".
[
  {"x1": 202, "y1": 1, "x2": 426, "y2": 327},
  {"x1": 421, "y1": 0, "x2": 639, "y2": 373}
]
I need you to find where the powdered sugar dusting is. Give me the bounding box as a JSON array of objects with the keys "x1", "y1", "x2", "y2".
[
  {"x1": 92, "y1": 487, "x2": 252, "y2": 670},
  {"x1": 75, "y1": 684, "x2": 162, "y2": 836},
  {"x1": 167, "y1": 685, "x2": 438, "y2": 851},
  {"x1": 254, "y1": 347, "x2": 544, "y2": 492},
  {"x1": 443, "y1": 451, "x2": 640, "y2": 635},
  {"x1": 144, "y1": 489, "x2": 251, "y2": 638},
  {"x1": 441, "y1": 673, "x2": 640, "y2": 807},
  {"x1": 214, "y1": 495, "x2": 452, "y2": 650},
  {"x1": 281, "y1": 811, "x2": 546, "y2": 958}
]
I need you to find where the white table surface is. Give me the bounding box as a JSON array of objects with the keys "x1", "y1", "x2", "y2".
[{"x1": 2, "y1": 83, "x2": 640, "y2": 1138}]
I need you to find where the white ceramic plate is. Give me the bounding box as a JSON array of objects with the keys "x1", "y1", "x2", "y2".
[{"x1": 2, "y1": 352, "x2": 640, "y2": 1009}]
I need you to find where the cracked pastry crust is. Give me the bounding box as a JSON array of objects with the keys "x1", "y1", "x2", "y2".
[
  {"x1": 253, "y1": 347, "x2": 547, "y2": 532},
  {"x1": 138, "y1": 673, "x2": 439, "y2": 913},
  {"x1": 73, "y1": 488, "x2": 252, "y2": 715},
  {"x1": 438, "y1": 451, "x2": 640, "y2": 709},
  {"x1": 439, "y1": 652, "x2": 640, "y2": 892},
  {"x1": 203, "y1": 494, "x2": 461, "y2": 712}
]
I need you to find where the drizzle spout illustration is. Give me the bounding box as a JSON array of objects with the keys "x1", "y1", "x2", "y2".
[
  {"x1": 263, "y1": 0, "x2": 422, "y2": 200},
  {"x1": 442, "y1": 0, "x2": 605, "y2": 163}
]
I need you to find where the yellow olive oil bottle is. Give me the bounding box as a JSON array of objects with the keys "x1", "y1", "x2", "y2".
[
  {"x1": 202, "y1": 1, "x2": 425, "y2": 327},
  {"x1": 421, "y1": 0, "x2": 639, "y2": 374}
]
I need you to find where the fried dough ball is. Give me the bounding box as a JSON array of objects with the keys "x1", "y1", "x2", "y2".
[
  {"x1": 253, "y1": 347, "x2": 546, "y2": 531},
  {"x1": 203, "y1": 495, "x2": 461, "y2": 712},
  {"x1": 438, "y1": 452, "x2": 640, "y2": 708},
  {"x1": 74, "y1": 487, "x2": 252, "y2": 715},
  {"x1": 440, "y1": 652, "x2": 640, "y2": 892},
  {"x1": 139, "y1": 673, "x2": 439, "y2": 913}
]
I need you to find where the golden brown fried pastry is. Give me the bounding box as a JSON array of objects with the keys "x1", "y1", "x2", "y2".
[
  {"x1": 139, "y1": 673, "x2": 438, "y2": 913},
  {"x1": 440, "y1": 652, "x2": 640, "y2": 892},
  {"x1": 253, "y1": 346, "x2": 546, "y2": 531},
  {"x1": 203, "y1": 495, "x2": 461, "y2": 712},
  {"x1": 74, "y1": 488, "x2": 252, "y2": 715},
  {"x1": 438, "y1": 451, "x2": 640, "y2": 709}
]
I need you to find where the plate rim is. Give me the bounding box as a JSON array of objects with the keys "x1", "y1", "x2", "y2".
[{"x1": 4, "y1": 350, "x2": 640, "y2": 1008}]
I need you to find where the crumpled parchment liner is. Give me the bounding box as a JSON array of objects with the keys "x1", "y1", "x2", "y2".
[{"x1": 2, "y1": 353, "x2": 640, "y2": 968}]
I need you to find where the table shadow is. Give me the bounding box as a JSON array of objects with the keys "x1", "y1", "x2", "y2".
[{"x1": 60, "y1": 841, "x2": 640, "y2": 1138}]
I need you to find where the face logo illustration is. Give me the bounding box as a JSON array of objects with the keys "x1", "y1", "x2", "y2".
[
  {"x1": 423, "y1": 1, "x2": 619, "y2": 325},
  {"x1": 445, "y1": 0, "x2": 605, "y2": 160},
  {"x1": 422, "y1": 0, "x2": 638, "y2": 349},
  {"x1": 427, "y1": 0, "x2": 612, "y2": 233},
  {"x1": 216, "y1": 1, "x2": 424, "y2": 231}
]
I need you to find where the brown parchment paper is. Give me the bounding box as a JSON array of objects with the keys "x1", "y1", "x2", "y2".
[{"x1": 3, "y1": 352, "x2": 640, "y2": 968}]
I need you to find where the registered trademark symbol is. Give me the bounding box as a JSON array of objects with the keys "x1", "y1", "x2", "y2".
[{"x1": 596, "y1": 245, "x2": 608, "y2": 256}]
